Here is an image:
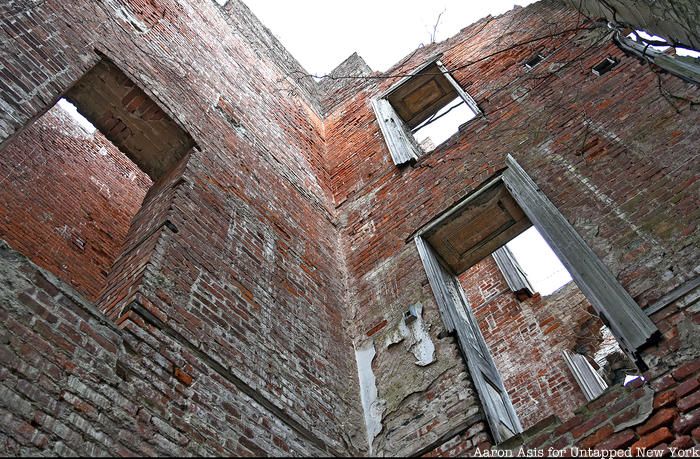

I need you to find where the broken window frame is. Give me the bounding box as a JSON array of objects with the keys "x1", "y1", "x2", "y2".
[
  {"x1": 562, "y1": 350, "x2": 608, "y2": 401},
  {"x1": 414, "y1": 155, "x2": 658, "y2": 443},
  {"x1": 492, "y1": 245, "x2": 535, "y2": 297},
  {"x1": 372, "y1": 55, "x2": 482, "y2": 166}
]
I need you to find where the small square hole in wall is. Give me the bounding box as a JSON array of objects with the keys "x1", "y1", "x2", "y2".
[
  {"x1": 523, "y1": 53, "x2": 544, "y2": 70},
  {"x1": 592, "y1": 57, "x2": 618, "y2": 76}
]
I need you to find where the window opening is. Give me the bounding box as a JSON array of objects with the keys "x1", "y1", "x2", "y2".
[
  {"x1": 505, "y1": 226, "x2": 571, "y2": 295},
  {"x1": 0, "y1": 58, "x2": 194, "y2": 302},
  {"x1": 592, "y1": 57, "x2": 619, "y2": 76},
  {"x1": 523, "y1": 53, "x2": 545, "y2": 70},
  {"x1": 414, "y1": 158, "x2": 657, "y2": 441},
  {"x1": 373, "y1": 56, "x2": 481, "y2": 164},
  {"x1": 411, "y1": 96, "x2": 477, "y2": 152}
]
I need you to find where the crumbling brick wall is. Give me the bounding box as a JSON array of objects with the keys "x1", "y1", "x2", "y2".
[
  {"x1": 0, "y1": 0, "x2": 364, "y2": 455},
  {"x1": 325, "y1": 0, "x2": 699, "y2": 455},
  {"x1": 460, "y1": 257, "x2": 588, "y2": 429},
  {"x1": 0, "y1": 0, "x2": 699, "y2": 456},
  {"x1": 0, "y1": 104, "x2": 150, "y2": 301}
]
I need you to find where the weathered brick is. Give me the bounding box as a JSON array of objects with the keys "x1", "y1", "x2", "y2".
[
  {"x1": 676, "y1": 378, "x2": 700, "y2": 398},
  {"x1": 637, "y1": 409, "x2": 678, "y2": 436},
  {"x1": 653, "y1": 390, "x2": 677, "y2": 409},
  {"x1": 631, "y1": 427, "x2": 673, "y2": 453},
  {"x1": 678, "y1": 391, "x2": 700, "y2": 413},
  {"x1": 672, "y1": 361, "x2": 700, "y2": 382},
  {"x1": 594, "y1": 429, "x2": 637, "y2": 451}
]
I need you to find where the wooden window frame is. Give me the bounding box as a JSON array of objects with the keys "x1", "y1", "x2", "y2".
[
  {"x1": 414, "y1": 155, "x2": 658, "y2": 443},
  {"x1": 372, "y1": 55, "x2": 482, "y2": 166}
]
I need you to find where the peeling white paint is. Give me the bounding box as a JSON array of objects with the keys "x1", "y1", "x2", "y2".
[
  {"x1": 354, "y1": 341, "x2": 383, "y2": 454},
  {"x1": 406, "y1": 303, "x2": 436, "y2": 367},
  {"x1": 383, "y1": 303, "x2": 436, "y2": 367}
]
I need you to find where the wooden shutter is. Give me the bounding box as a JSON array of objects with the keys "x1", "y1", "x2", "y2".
[
  {"x1": 563, "y1": 350, "x2": 608, "y2": 401},
  {"x1": 492, "y1": 245, "x2": 534, "y2": 296},
  {"x1": 502, "y1": 155, "x2": 658, "y2": 358},
  {"x1": 416, "y1": 236, "x2": 522, "y2": 443},
  {"x1": 371, "y1": 98, "x2": 421, "y2": 165}
]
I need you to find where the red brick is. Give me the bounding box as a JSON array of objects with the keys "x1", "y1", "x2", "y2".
[
  {"x1": 653, "y1": 391, "x2": 677, "y2": 409},
  {"x1": 652, "y1": 374, "x2": 677, "y2": 392},
  {"x1": 676, "y1": 378, "x2": 700, "y2": 398},
  {"x1": 637, "y1": 409, "x2": 678, "y2": 436},
  {"x1": 679, "y1": 391, "x2": 700, "y2": 413},
  {"x1": 631, "y1": 427, "x2": 673, "y2": 454},
  {"x1": 692, "y1": 427, "x2": 700, "y2": 442},
  {"x1": 173, "y1": 367, "x2": 193, "y2": 386},
  {"x1": 365, "y1": 319, "x2": 388, "y2": 337},
  {"x1": 670, "y1": 435, "x2": 694, "y2": 449},
  {"x1": 674, "y1": 407, "x2": 700, "y2": 434},
  {"x1": 595, "y1": 429, "x2": 637, "y2": 451},
  {"x1": 672, "y1": 360, "x2": 700, "y2": 382},
  {"x1": 579, "y1": 424, "x2": 614, "y2": 449}
]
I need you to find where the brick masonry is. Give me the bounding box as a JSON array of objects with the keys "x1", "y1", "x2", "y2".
[
  {"x1": 0, "y1": 104, "x2": 151, "y2": 302},
  {"x1": 461, "y1": 255, "x2": 606, "y2": 430},
  {"x1": 0, "y1": 0, "x2": 699, "y2": 456}
]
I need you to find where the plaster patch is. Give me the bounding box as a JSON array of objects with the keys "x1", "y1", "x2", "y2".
[
  {"x1": 355, "y1": 341, "x2": 384, "y2": 454},
  {"x1": 383, "y1": 303, "x2": 435, "y2": 366}
]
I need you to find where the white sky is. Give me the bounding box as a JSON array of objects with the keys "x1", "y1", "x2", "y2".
[
  {"x1": 243, "y1": 0, "x2": 539, "y2": 75},
  {"x1": 507, "y1": 227, "x2": 572, "y2": 295}
]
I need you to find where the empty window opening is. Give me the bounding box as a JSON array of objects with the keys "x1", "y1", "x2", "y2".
[
  {"x1": 411, "y1": 96, "x2": 477, "y2": 152},
  {"x1": 415, "y1": 165, "x2": 655, "y2": 441},
  {"x1": 523, "y1": 53, "x2": 545, "y2": 70},
  {"x1": 0, "y1": 59, "x2": 194, "y2": 301},
  {"x1": 373, "y1": 56, "x2": 481, "y2": 164},
  {"x1": 57, "y1": 98, "x2": 97, "y2": 134},
  {"x1": 505, "y1": 226, "x2": 571, "y2": 295},
  {"x1": 592, "y1": 57, "x2": 619, "y2": 76},
  {"x1": 454, "y1": 212, "x2": 636, "y2": 430}
]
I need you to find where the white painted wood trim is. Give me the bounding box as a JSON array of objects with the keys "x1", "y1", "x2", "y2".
[{"x1": 502, "y1": 154, "x2": 658, "y2": 356}]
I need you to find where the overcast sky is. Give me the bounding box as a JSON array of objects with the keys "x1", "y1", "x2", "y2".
[{"x1": 243, "y1": 0, "x2": 539, "y2": 75}]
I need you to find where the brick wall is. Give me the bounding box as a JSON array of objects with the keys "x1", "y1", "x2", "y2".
[
  {"x1": 0, "y1": 240, "x2": 334, "y2": 455},
  {"x1": 498, "y1": 284, "x2": 700, "y2": 456},
  {"x1": 1, "y1": 0, "x2": 364, "y2": 454},
  {"x1": 325, "y1": 0, "x2": 699, "y2": 455},
  {"x1": 0, "y1": 104, "x2": 150, "y2": 301},
  {"x1": 461, "y1": 257, "x2": 587, "y2": 429},
  {"x1": 0, "y1": 0, "x2": 699, "y2": 456}
]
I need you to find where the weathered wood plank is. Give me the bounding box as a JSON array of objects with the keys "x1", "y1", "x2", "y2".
[{"x1": 502, "y1": 154, "x2": 658, "y2": 357}]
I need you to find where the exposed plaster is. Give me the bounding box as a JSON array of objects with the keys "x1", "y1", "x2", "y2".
[
  {"x1": 385, "y1": 303, "x2": 436, "y2": 367},
  {"x1": 354, "y1": 340, "x2": 384, "y2": 454}
]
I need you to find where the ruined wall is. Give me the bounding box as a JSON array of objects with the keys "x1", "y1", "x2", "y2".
[
  {"x1": 0, "y1": 241, "x2": 332, "y2": 456},
  {"x1": 562, "y1": 0, "x2": 700, "y2": 50},
  {"x1": 0, "y1": 0, "x2": 363, "y2": 454},
  {"x1": 461, "y1": 257, "x2": 589, "y2": 429},
  {"x1": 326, "y1": 0, "x2": 700, "y2": 455},
  {"x1": 1, "y1": 0, "x2": 699, "y2": 456},
  {"x1": 0, "y1": 104, "x2": 150, "y2": 301},
  {"x1": 499, "y1": 285, "x2": 700, "y2": 455}
]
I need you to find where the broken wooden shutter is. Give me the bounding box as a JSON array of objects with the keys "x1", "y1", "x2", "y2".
[
  {"x1": 371, "y1": 98, "x2": 421, "y2": 165},
  {"x1": 563, "y1": 350, "x2": 608, "y2": 401},
  {"x1": 502, "y1": 155, "x2": 658, "y2": 359},
  {"x1": 416, "y1": 236, "x2": 522, "y2": 443},
  {"x1": 492, "y1": 245, "x2": 534, "y2": 296}
]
